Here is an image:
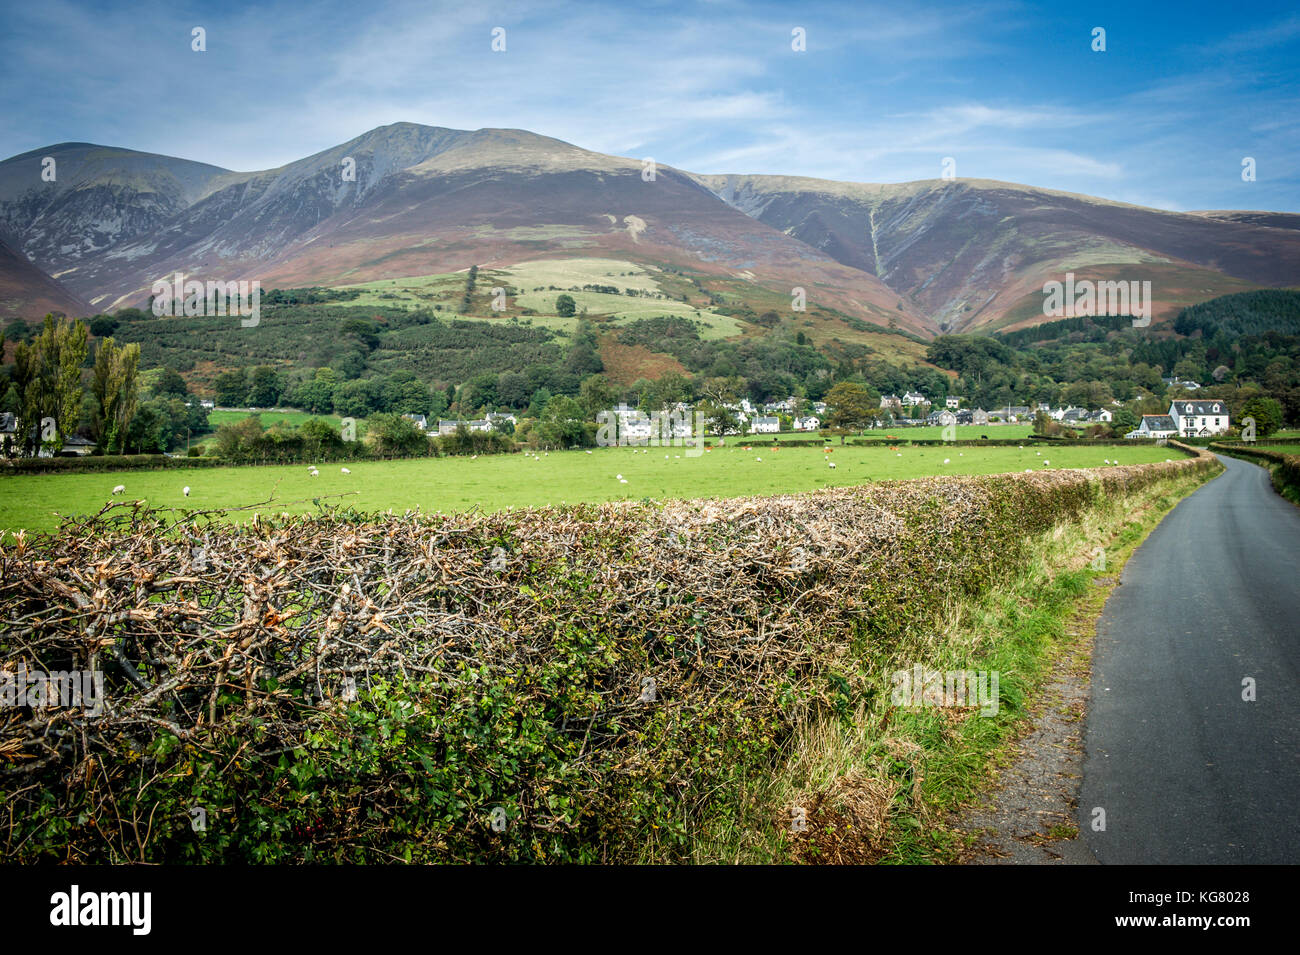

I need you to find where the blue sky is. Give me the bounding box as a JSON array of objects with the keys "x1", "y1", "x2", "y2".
[{"x1": 2, "y1": 0, "x2": 1298, "y2": 210}]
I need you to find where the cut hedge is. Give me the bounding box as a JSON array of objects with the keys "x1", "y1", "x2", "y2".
[{"x1": 0, "y1": 443, "x2": 1216, "y2": 863}]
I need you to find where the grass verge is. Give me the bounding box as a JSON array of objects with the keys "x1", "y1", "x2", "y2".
[{"x1": 687, "y1": 466, "x2": 1216, "y2": 864}]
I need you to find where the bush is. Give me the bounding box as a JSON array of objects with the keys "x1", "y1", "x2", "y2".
[{"x1": 0, "y1": 455, "x2": 225, "y2": 474}]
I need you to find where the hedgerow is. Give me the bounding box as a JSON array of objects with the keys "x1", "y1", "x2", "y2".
[{"x1": 0, "y1": 445, "x2": 1216, "y2": 863}]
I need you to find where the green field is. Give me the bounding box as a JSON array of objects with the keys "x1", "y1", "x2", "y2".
[
  {"x1": 322, "y1": 258, "x2": 746, "y2": 339},
  {"x1": 205, "y1": 410, "x2": 348, "y2": 431},
  {"x1": 0, "y1": 444, "x2": 1178, "y2": 534}
]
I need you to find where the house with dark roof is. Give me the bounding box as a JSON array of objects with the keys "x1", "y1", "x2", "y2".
[
  {"x1": 1168, "y1": 400, "x2": 1229, "y2": 437},
  {"x1": 1127, "y1": 414, "x2": 1177, "y2": 439}
]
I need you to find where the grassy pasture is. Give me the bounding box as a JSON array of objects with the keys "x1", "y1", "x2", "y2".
[
  {"x1": 205, "y1": 410, "x2": 347, "y2": 431},
  {"x1": 320, "y1": 258, "x2": 747, "y2": 339},
  {"x1": 0, "y1": 443, "x2": 1176, "y2": 534}
]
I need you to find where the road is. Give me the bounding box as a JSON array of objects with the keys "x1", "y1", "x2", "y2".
[{"x1": 1080, "y1": 453, "x2": 1300, "y2": 863}]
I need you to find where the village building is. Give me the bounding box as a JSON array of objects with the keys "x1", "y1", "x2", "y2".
[{"x1": 1168, "y1": 400, "x2": 1230, "y2": 437}]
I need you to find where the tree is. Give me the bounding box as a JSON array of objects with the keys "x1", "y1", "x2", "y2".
[
  {"x1": 214, "y1": 369, "x2": 248, "y2": 406},
  {"x1": 333, "y1": 378, "x2": 379, "y2": 418},
  {"x1": 824, "y1": 381, "x2": 875, "y2": 442},
  {"x1": 12, "y1": 315, "x2": 88, "y2": 453},
  {"x1": 248, "y1": 366, "x2": 284, "y2": 407},
  {"x1": 536, "y1": 395, "x2": 591, "y2": 448},
  {"x1": 152, "y1": 366, "x2": 189, "y2": 399},
  {"x1": 366, "y1": 412, "x2": 428, "y2": 457},
  {"x1": 698, "y1": 400, "x2": 740, "y2": 436},
  {"x1": 1241, "y1": 396, "x2": 1283, "y2": 437},
  {"x1": 381, "y1": 370, "x2": 433, "y2": 415},
  {"x1": 89, "y1": 316, "x2": 119, "y2": 338},
  {"x1": 579, "y1": 374, "x2": 618, "y2": 418},
  {"x1": 555, "y1": 294, "x2": 577, "y2": 317},
  {"x1": 299, "y1": 417, "x2": 345, "y2": 457},
  {"x1": 91, "y1": 337, "x2": 141, "y2": 453},
  {"x1": 1112, "y1": 408, "x2": 1140, "y2": 436}
]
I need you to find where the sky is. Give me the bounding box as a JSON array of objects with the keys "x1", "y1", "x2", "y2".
[{"x1": 1, "y1": 0, "x2": 1298, "y2": 211}]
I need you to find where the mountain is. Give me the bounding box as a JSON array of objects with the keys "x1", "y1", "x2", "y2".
[
  {"x1": 0, "y1": 235, "x2": 91, "y2": 320},
  {"x1": 693, "y1": 174, "x2": 1300, "y2": 332},
  {"x1": 1, "y1": 124, "x2": 1297, "y2": 343},
  {"x1": 0, "y1": 124, "x2": 934, "y2": 337},
  {"x1": 0, "y1": 143, "x2": 232, "y2": 274},
  {"x1": 1188, "y1": 210, "x2": 1300, "y2": 232}
]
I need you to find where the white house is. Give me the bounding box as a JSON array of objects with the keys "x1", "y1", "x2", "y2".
[
  {"x1": 1127, "y1": 414, "x2": 1177, "y2": 439},
  {"x1": 437, "y1": 418, "x2": 493, "y2": 435},
  {"x1": 902, "y1": 391, "x2": 929, "y2": 408},
  {"x1": 945, "y1": 396, "x2": 961, "y2": 410},
  {"x1": 1168, "y1": 400, "x2": 1229, "y2": 437},
  {"x1": 750, "y1": 416, "x2": 780, "y2": 434},
  {"x1": 879, "y1": 395, "x2": 901, "y2": 412},
  {"x1": 402, "y1": 413, "x2": 429, "y2": 431},
  {"x1": 792, "y1": 415, "x2": 821, "y2": 431},
  {"x1": 767, "y1": 397, "x2": 798, "y2": 414}
]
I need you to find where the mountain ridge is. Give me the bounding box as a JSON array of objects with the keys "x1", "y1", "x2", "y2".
[{"x1": 1, "y1": 122, "x2": 1297, "y2": 338}]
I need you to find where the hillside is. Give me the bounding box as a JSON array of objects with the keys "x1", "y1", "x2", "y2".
[
  {"x1": 693, "y1": 174, "x2": 1300, "y2": 333},
  {"x1": 0, "y1": 236, "x2": 91, "y2": 320},
  {"x1": 1, "y1": 123, "x2": 1297, "y2": 352},
  {"x1": 0, "y1": 125, "x2": 934, "y2": 339}
]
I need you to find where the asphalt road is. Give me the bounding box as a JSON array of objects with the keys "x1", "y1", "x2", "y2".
[{"x1": 1080, "y1": 453, "x2": 1300, "y2": 864}]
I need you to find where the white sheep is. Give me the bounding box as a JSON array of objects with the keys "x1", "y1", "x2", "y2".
[
  {"x1": 341, "y1": 467, "x2": 351, "y2": 474},
  {"x1": 183, "y1": 486, "x2": 190, "y2": 497},
  {"x1": 111, "y1": 485, "x2": 125, "y2": 495},
  {"x1": 828, "y1": 461, "x2": 836, "y2": 469},
  {"x1": 943, "y1": 458, "x2": 951, "y2": 464}
]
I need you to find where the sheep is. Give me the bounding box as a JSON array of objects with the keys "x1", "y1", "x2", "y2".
[
  {"x1": 111, "y1": 485, "x2": 125, "y2": 495},
  {"x1": 943, "y1": 458, "x2": 951, "y2": 464},
  {"x1": 341, "y1": 467, "x2": 351, "y2": 474},
  {"x1": 183, "y1": 486, "x2": 190, "y2": 497},
  {"x1": 616, "y1": 473, "x2": 623, "y2": 480},
  {"x1": 828, "y1": 461, "x2": 836, "y2": 469}
]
